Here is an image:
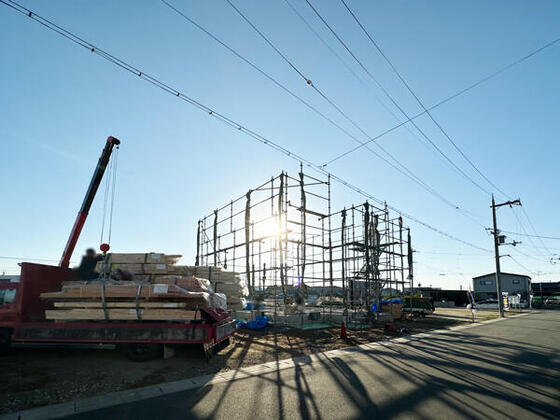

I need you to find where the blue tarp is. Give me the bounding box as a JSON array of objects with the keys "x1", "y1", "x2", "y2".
[
  {"x1": 372, "y1": 298, "x2": 403, "y2": 312},
  {"x1": 246, "y1": 315, "x2": 269, "y2": 330},
  {"x1": 236, "y1": 315, "x2": 269, "y2": 330},
  {"x1": 382, "y1": 298, "x2": 402, "y2": 304}
]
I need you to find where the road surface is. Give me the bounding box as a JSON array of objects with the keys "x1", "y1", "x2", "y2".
[{"x1": 66, "y1": 311, "x2": 560, "y2": 419}]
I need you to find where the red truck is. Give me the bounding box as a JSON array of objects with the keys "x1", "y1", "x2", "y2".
[
  {"x1": 0, "y1": 136, "x2": 235, "y2": 361},
  {"x1": 0, "y1": 264, "x2": 235, "y2": 361}
]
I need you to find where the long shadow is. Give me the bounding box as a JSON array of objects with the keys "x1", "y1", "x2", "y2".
[
  {"x1": 369, "y1": 337, "x2": 560, "y2": 418},
  {"x1": 67, "y1": 311, "x2": 560, "y2": 419},
  {"x1": 396, "y1": 337, "x2": 560, "y2": 402}
]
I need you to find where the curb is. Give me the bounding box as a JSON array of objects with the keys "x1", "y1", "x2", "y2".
[{"x1": 2, "y1": 311, "x2": 535, "y2": 419}]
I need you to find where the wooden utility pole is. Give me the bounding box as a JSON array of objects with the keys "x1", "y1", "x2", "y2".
[{"x1": 491, "y1": 194, "x2": 522, "y2": 318}]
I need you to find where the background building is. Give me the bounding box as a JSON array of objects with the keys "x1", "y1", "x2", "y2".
[
  {"x1": 472, "y1": 273, "x2": 531, "y2": 300},
  {"x1": 532, "y1": 281, "x2": 560, "y2": 297}
]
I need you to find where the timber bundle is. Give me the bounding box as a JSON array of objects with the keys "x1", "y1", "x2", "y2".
[
  {"x1": 40, "y1": 252, "x2": 247, "y2": 321},
  {"x1": 97, "y1": 253, "x2": 247, "y2": 310}
]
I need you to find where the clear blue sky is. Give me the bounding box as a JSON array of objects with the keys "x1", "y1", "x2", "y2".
[{"x1": 1, "y1": 0, "x2": 559, "y2": 289}]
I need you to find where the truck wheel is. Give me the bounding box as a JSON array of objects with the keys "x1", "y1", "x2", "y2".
[
  {"x1": 0, "y1": 330, "x2": 11, "y2": 355},
  {"x1": 121, "y1": 343, "x2": 163, "y2": 362}
]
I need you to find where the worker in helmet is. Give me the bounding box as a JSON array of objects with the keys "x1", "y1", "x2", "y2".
[{"x1": 76, "y1": 248, "x2": 104, "y2": 281}]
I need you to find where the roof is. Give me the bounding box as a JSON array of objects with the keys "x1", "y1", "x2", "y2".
[{"x1": 472, "y1": 272, "x2": 531, "y2": 280}]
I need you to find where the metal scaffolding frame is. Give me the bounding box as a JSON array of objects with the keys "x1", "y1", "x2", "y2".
[{"x1": 196, "y1": 168, "x2": 413, "y2": 320}]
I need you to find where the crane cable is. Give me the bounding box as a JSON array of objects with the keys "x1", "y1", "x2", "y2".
[{"x1": 100, "y1": 145, "x2": 119, "y2": 247}]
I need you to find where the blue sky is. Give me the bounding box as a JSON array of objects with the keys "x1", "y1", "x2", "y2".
[{"x1": 1, "y1": 0, "x2": 559, "y2": 289}]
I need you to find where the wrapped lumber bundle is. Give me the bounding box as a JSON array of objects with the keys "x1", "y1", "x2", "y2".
[
  {"x1": 94, "y1": 252, "x2": 247, "y2": 310},
  {"x1": 183, "y1": 267, "x2": 248, "y2": 310},
  {"x1": 40, "y1": 280, "x2": 212, "y2": 322}
]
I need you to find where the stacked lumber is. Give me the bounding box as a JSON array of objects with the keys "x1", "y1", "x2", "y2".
[
  {"x1": 183, "y1": 267, "x2": 248, "y2": 310},
  {"x1": 41, "y1": 280, "x2": 211, "y2": 322},
  {"x1": 94, "y1": 252, "x2": 246, "y2": 310},
  {"x1": 95, "y1": 253, "x2": 184, "y2": 281}
]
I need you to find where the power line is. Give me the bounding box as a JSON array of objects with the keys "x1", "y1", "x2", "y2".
[
  {"x1": 501, "y1": 230, "x2": 560, "y2": 241},
  {"x1": 160, "y1": 0, "x2": 468, "y2": 215},
  {"x1": 506, "y1": 255, "x2": 537, "y2": 276},
  {"x1": 521, "y1": 206, "x2": 555, "y2": 254},
  {"x1": 328, "y1": 0, "x2": 559, "y2": 258},
  {"x1": 222, "y1": 0, "x2": 487, "y2": 226},
  {"x1": 324, "y1": 32, "x2": 560, "y2": 165},
  {"x1": 508, "y1": 207, "x2": 550, "y2": 259},
  {"x1": 339, "y1": 0, "x2": 507, "y2": 198},
  {"x1": 0, "y1": 0, "x2": 492, "y2": 254},
  {"x1": 510, "y1": 247, "x2": 552, "y2": 264},
  {"x1": 281, "y1": 0, "x2": 439, "y2": 155},
  {"x1": 304, "y1": 0, "x2": 492, "y2": 196}
]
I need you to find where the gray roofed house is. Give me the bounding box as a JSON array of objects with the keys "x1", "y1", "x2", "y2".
[{"x1": 472, "y1": 272, "x2": 531, "y2": 300}]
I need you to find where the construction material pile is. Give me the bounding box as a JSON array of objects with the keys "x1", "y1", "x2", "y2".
[
  {"x1": 41, "y1": 279, "x2": 217, "y2": 321},
  {"x1": 39, "y1": 252, "x2": 248, "y2": 322},
  {"x1": 181, "y1": 266, "x2": 248, "y2": 310},
  {"x1": 95, "y1": 253, "x2": 248, "y2": 310}
]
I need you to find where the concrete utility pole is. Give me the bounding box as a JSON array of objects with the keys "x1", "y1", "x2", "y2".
[{"x1": 491, "y1": 194, "x2": 522, "y2": 318}]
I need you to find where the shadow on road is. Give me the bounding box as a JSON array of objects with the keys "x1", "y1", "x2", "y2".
[{"x1": 63, "y1": 312, "x2": 560, "y2": 419}]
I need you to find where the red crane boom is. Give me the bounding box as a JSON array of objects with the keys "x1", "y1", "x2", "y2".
[{"x1": 59, "y1": 136, "x2": 121, "y2": 268}]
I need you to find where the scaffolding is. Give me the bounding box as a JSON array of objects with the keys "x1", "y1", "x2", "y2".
[{"x1": 196, "y1": 168, "x2": 413, "y2": 326}]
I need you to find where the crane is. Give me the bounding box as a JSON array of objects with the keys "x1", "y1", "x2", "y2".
[{"x1": 59, "y1": 136, "x2": 121, "y2": 268}]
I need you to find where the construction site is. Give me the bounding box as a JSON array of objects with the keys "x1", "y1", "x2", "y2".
[
  {"x1": 195, "y1": 167, "x2": 413, "y2": 328},
  {"x1": 3, "y1": 0, "x2": 558, "y2": 417},
  {"x1": 0, "y1": 137, "x2": 457, "y2": 415}
]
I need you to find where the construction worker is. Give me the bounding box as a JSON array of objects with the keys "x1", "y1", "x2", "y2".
[{"x1": 75, "y1": 248, "x2": 104, "y2": 280}]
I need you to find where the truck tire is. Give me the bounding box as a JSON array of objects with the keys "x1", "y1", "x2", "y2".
[
  {"x1": 121, "y1": 343, "x2": 163, "y2": 362},
  {"x1": 0, "y1": 330, "x2": 11, "y2": 356}
]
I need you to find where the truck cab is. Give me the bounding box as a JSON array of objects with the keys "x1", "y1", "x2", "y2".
[{"x1": 0, "y1": 282, "x2": 19, "y2": 352}]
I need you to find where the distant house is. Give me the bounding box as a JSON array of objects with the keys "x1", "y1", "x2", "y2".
[
  {"x1": 0, "y1": 274, "x2": 19, "y2": 283},
  {"x1": 472, "y1": 272, "x2": 531, "y2": 300},
  {"x1": 532, "y1": 281, "x2": 560, "y2": 297},
  {"x1": 411, "y1": 286, "x2": 468, "y2": 306}
]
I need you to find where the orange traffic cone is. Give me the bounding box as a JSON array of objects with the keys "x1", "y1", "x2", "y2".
[{"x1": 340, "y1": 321, "x2": 347, "y2": 340}]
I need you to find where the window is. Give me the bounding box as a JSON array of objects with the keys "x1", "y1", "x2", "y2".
[
  {"x1": 480, "y1": 280, "x2": 493, "y2": 286},
  {"x1": 0, "y1": 289, "x2": 16, "y2": 306},
  {"x1": 512, "y1": 279, "x2": 520, "y2": 284}
]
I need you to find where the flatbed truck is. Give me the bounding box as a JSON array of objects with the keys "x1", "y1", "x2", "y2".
[
  {"x1": 0, "y1": 263, "x2": 235, "y2": 361},
  {"x1": 0, "y1": 136, "x2": 235, "y2": 361}
]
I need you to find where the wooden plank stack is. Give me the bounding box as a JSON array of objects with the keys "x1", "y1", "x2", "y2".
[
  {"x1": 95, "y1": 253, "x2": 248, "y2": 310},
  {"x1": 181, "y1": 266, "x2": 248, "y2": 310},
  {"x1": 40, "y1": 280, "x2": 212, "y2": 322},
  {"x1": 95, "y1": 253, "x2": 184, "y2": 282}
]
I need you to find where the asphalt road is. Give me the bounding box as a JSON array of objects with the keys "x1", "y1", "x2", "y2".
[{"x1": 66, "y1": 311, "x2": 560, "y2": 420}]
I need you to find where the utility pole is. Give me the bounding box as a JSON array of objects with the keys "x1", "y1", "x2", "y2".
[{"x1": 491, "y1": 194, "x2": 522, "y2": 318}]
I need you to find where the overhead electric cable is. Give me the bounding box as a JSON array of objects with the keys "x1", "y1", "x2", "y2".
[
  {"x1": 304, "y1": 0, "x2": 492, "y2": 196},
  {"x1": 500, "y1": 230, "x2": 560, "y2": 241},
  {"x1": 511, "y1": 247, "x2": 551, "y2": 264},
  {"x1": 222, "y1": 0, "x2": 488, "y2": 224},
  {"x1": 324, "y1": 0, "x2": 559, "y2": 252},
  {"x1": 507, "y1": 255, "x2": 537, "y2": 276},
  {"x1": 323, "y1": 32, "x2": 560, "y2": 165},
  {"x1": 160, "y1": 0, "x2": 466, "y2": 214},
  {"x1": 509, "y1": 208, "x2": 550, "y2": 259},
  {"x1": 0, "y1": 0, "x2": 492, "y2": 254},
  {"x1": 521, "y1": 206, "x2": 555, "y2": 254},
  {"x1": 339, "y1": 0, "x2": 508, "y2": 198}
]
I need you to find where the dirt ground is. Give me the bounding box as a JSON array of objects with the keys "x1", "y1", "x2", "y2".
[{"x1": 0, "y1": 307, "x2": 500, "y2": 414}]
